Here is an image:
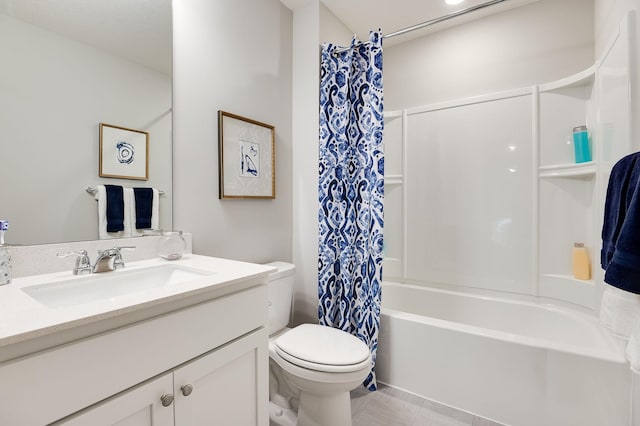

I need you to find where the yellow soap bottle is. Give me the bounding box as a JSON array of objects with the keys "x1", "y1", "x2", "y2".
[{"x1": 573, "y1": 242, "x2": 591, "y2": 280}]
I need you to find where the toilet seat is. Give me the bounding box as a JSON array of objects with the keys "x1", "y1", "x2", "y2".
[{"x1": 274, "y1": 324, "x2": 371, "y2": 373}]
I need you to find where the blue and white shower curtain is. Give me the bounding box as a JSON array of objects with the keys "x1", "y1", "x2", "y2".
[{"x1": 318, "y1": 31, "x2": 384, "y2": 391}]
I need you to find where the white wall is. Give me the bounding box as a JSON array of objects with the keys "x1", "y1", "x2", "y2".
[
  {"x1": 290, "y1": 0, "x2": 320, "y2": 325},
  {"x1": 380, "y1": 0, "x2": 594, "y2": 297},
  {"x1": 287, "y1": 0, "x2": 352, "y2": 325},
  {"x1": 596, "y1": 0, "x2": 640, "y2": 152},
  {"x1": 172, "y1": 0, "x2": 293, "y2": 264},
  {"x1": 384, "y1": 0, "x2": 594, "y2": 110},
  {"x1": 319, "y1": 3, "x2": 353, "y2": 47},
  {"x1": 0, "y1": 14, "x2": 172, "y2": 245}
]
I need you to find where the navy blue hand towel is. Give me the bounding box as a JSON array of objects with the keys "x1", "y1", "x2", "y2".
[
  {"x1": 601, "y1": 152, "x2": 640, "y2": 269},
  {"x1": 105, "y1": 185, "x2": 125, "y2": 232},
  {"x1": 602, "y1": 152, "x2": 640, "y2": 294},
  {"x1": 133, "y1": 188, "x2": 154, "y2": 229}
]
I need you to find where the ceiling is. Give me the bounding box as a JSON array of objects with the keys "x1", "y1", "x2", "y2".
[
  {"x1": 0, "y1": 0, "x2": 172, "y2": 75},
  {"x1": 320, "y1": 0, "x2": 539, "y2": 46},
  {"x1": 0, "y1": 0, "x2": 537, "y2": 75}
]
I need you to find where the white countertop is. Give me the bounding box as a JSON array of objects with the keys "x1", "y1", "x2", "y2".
[{"x1": 0, "y1": 254, "x2": 275, "y2": 356}]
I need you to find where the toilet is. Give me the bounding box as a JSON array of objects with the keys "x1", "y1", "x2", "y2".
[{"x1": 266, "y1": 262, "x2": 371, "y2": 426}]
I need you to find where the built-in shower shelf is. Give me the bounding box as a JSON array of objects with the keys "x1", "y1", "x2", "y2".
[
  {"x1": 384, "y1": 110, "x2": 403, "y2": 119},
  {"x1": 538, "y1": 65, "x2": 596, "y2": 92},
  {"x1": 385, "y1": 175, "x2": 403, "y2": 185},
  {"x1": 539, "y1": 274, "x2": 596, "y2": 309},
  {"x1": 541, "y1": 273, "x2": 595, "y2": 286},
  {"x1": 539, "y1": 162, "x2": 596, "y2": 178}
]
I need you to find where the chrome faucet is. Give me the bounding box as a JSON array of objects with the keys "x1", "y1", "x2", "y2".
[
  {"x1": 57, "y1": 250, "x2": 92, "y2": 275},
  {"x1": 58, "y1": 246, "x2": 135, "y2": 274},
  {"x1": 92, "y1": 246, "x2": 135, "y2": 273}
]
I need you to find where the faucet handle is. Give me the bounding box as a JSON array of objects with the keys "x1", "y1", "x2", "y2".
[
  {"x1": 112, "y1": 246, "x2": 136, "y2": 269},
  {"x1": 57, "y1": 250, "x2": 92, "y2": 275},
  {"x1": 57, "y1": 249, "x2": 88, "y2": 258}
]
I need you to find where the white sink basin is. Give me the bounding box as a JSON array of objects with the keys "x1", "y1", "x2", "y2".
[{"x1": 21, "y1": 264, "x2": 213, "y2": 308}]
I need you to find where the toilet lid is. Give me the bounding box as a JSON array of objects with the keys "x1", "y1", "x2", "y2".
[{"x1": 274, "y1": 324, "x2": 371, "y2": 373}]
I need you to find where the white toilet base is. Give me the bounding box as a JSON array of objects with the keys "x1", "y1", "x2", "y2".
[
  {"x1": 296, "y1": 390, "x2": 353, "y2": 426},
  {"x1": 269, "y1": 401, "x2": 297, "y2": 426}
]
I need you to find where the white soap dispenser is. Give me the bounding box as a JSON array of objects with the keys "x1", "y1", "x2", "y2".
[{"x1": 0, "y1": 220, "x2": 11, "y2": 285}]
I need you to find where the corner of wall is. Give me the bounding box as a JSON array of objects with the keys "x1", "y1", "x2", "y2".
[{"x1": 291, "y1": 0, "x2": 320, "y2": 325}]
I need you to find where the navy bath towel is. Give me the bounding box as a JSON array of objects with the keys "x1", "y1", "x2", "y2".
[
  {"x1": 133, "y1": 187, "x2": 154, "y2": 229},
  {"x1": 602, "y1": 152, "x2": 640, "y2": 294},
  {"x1": 105, "y1": 184, "x2": 125, "y2": 232},
  {"x1": 601, "y1": 152, "x2": 640, "y2": 269}
]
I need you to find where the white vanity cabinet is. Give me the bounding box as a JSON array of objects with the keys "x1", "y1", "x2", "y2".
[
  {"x1": 58, "y1": 327, "x2": 267, "y2": 426},
  {"x1": 0, "y1": 265, "x2": 270, "y2": 426},
  {"x1": 58, "y1": 374, "x2": 175, "y2": 426}
]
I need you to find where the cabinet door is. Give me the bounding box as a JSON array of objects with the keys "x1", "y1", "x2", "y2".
[
  {"x1": 56, "y1": 374, "x2": 174, "y2": 426},
  {"x1": 173, "y1": 328, "x2": 268, "y2": 426}
]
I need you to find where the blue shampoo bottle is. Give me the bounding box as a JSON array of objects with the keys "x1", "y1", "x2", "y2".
[{"x1": 572, "y1": 125, "x2": 591, "y2": 163}]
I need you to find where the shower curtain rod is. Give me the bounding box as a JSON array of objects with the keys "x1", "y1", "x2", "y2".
[{"x1": 333, "y1": 0, "x2": 508, "y2": 54}]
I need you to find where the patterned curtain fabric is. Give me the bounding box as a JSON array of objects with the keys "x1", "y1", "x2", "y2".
[{"x1": 318, "y1": 31, "x2": 384, "y2": 391}]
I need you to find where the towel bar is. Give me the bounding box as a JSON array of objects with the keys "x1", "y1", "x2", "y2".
[{"x1": 86, "y1": 186, "x2": 165, "y2": 196}]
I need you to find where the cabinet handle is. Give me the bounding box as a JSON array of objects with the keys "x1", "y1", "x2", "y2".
[
  {"x1": 160, "y1": 394, "x2": 174, "y2": 407},
  {"x1": 181, "y1": 384, "x2": 194, "y2": 396}
]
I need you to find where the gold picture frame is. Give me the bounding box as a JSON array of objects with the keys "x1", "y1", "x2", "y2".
[
  {"x1": 99, "y1": 123, "x2": 149, "y2": 180},
  {"x1": 218, "y1": 111, "x2": 275, "y2": 199}
]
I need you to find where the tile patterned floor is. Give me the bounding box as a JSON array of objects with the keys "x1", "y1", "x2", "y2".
[{"x1": 351, "y1": 384, "x2": 506, "y2": 426}]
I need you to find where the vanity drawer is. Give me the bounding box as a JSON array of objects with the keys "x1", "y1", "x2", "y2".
[{"x1": 0, "y1": 283, "x2": 267, "y2": 425}]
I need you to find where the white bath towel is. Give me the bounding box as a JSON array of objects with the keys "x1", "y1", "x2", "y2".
[
  {"x1": 599, "y1": 283, "x2": 640, "y2": 373},
  {"x1": 95, "y1": 185, "x2": 127, "y2": 239},
  {"x1": 123, "y1": 187, "x2": 135, "y2": 238},
  {"x1": 628, "y1": 319, "x2": 640, "y2": 374},
  {"x1": 600, "y1": 283, "x2": 640, "y2": 338}
]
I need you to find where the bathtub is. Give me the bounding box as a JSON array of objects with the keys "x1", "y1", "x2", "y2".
[{"x1": 376, "y1": 282, "x2": 632, "y2": 426}]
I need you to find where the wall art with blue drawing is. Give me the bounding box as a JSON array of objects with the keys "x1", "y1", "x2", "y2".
[
  {"x1": 99, "y1": 123, "x2": 149, "y2": 180},
  {"x1": 239, "y1": 140, "x2": 260, "y2": 178},
  {"x1": 218, "y1": 111, "x2": 275, "y2": 199}
]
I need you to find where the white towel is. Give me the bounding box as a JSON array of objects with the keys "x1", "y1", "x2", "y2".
[
  {"x1": 123, "y1": 187, "x2": 135, "y2": 238},
  {"x1": 95, "y1": 185, "x2": 126, "y2": 239},
  {"x1": 600, "y1": 283, "x2": 640, "y2": 373},
  {"x1": 600, "y1": 283, "x2": 640, "y2": 338},
  {"x1": 628, "y1": 320, "x2": 640, "y2": 374}
]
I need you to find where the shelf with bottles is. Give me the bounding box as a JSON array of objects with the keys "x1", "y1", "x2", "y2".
[
  {"x1": 538, "y1": 171, "x2": 596, "y2": 308},
  {"x1": 538, "y1": 66, "x2": 596, "y2": 170}
]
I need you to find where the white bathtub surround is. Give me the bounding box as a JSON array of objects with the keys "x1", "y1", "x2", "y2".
[{"x1": 377, "y1": 282, "x2": 631, "y2": 426}]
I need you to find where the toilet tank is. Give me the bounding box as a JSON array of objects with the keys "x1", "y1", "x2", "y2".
[{"x1": 265, "y1": 261, "x2": 296, "y2": 335}]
